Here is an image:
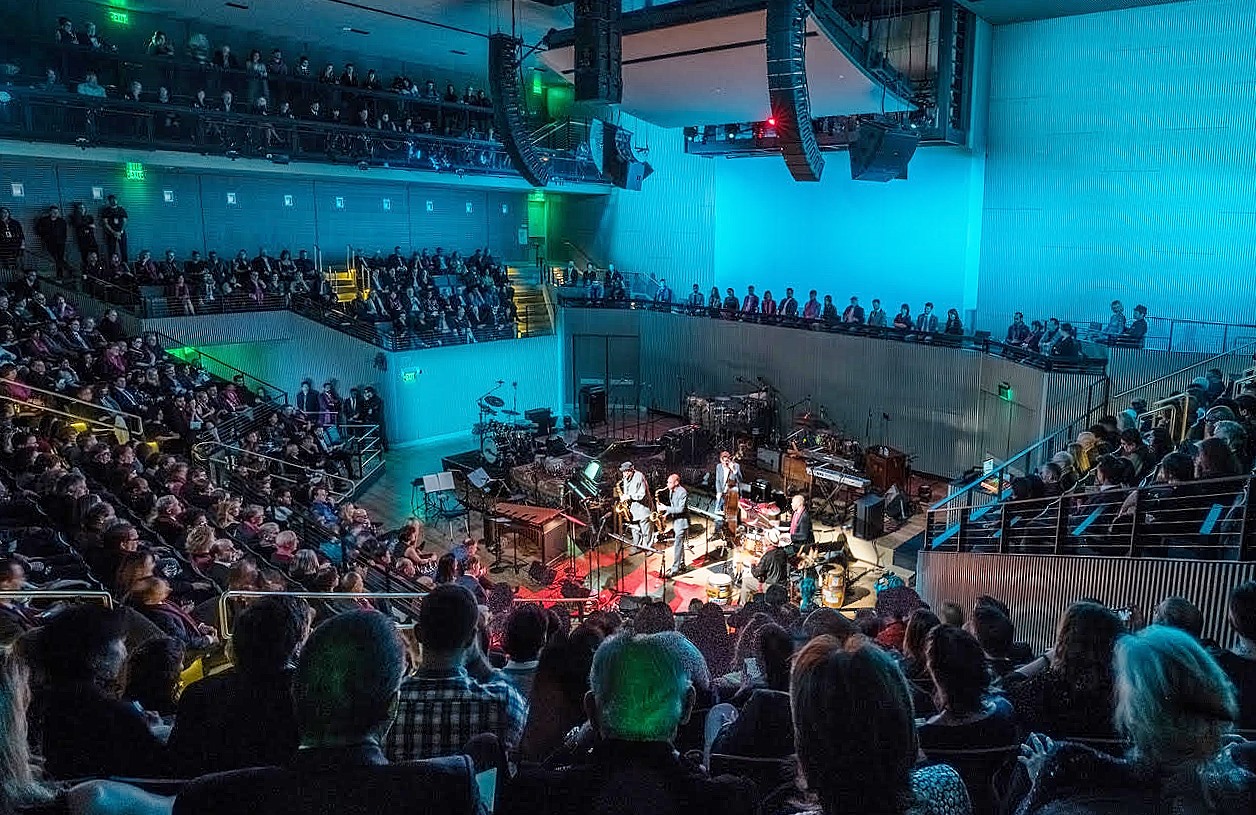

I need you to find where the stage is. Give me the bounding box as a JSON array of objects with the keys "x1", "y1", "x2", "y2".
[{"x1": 355, "y1": 433, "x2": 930, "y2": 613}]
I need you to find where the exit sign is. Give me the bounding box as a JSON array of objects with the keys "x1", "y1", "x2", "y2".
[{"x1": 108, "y1": 10, "x2": 130, "y2": 24}]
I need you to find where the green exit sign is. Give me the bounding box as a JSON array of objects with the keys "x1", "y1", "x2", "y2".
[
  {"x1": 125, "y1": 162, "x2": 145, "y2": 180},
  {"x1": 401, "y1": 371, "x2": 417, "y2": 383},
  {"x1": 997, "y1": 381, "x2": 1014, "y2": 402},
  {"x1": 108, "y1": 10, "x2": 130, "y2": 24}
]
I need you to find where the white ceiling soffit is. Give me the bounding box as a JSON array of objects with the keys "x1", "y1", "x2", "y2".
[
  {"x1": 541, "y1": 10, "x2": 912, "y2": 128},
  {"x1": 959, "y1": 0, "x2": 1188, "y2": 25}
]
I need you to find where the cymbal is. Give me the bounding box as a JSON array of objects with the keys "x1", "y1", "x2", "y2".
[
  {"x1": 478, "y1": 404, "x2": 497, "y2": 415},
  {"x1": 484, "y1": 395, "x2": 506, "y2": 408},
  {"x1": 501, "y1": 409, "x2": 521, "y2": 416},
  {"x1": 794, "y1": 413, "x2": 829, "y2": 428}
]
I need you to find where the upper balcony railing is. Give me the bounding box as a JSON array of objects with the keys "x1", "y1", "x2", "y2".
[{"x1": 558, "y1": 295, "x2": 1110, "y2": 376}]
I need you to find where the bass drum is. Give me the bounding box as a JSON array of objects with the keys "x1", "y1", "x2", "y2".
[{"x1": 483, "y1": 436, "x2": 501, "y2": 465}]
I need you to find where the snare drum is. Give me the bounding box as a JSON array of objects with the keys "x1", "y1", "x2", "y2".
[{"x1": 706, "y1": 573, "x2": 733, "y2": 605}]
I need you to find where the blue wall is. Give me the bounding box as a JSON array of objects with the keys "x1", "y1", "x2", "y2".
[
  {"x1": 977, "y1": 0, "x2": 1256, "y2": 329},
  {"x1": 712, "y1": 146, "x2": 985, "y2": 317}
]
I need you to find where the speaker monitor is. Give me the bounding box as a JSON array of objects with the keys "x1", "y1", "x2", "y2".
[
  {"x1": 488, "y1": 34, "x2": 551, "y2": 187},
  {"x1": 850, "y1": 121, "x2": 920, "y2": 182},
  {"x1": 766, "y1": 0, "x2": 824, "y2": 182},
  {"x1": 574, "y1": 0, "x2": 623, "y2": 103},
  {"x1": 600, "y1": 121, "x2": 652, "y2": 190},
  {"x1": 853, "y1": 494, "x2": 885, "y2": 540},
  {"x1": 579, "y1": 385, "x2": 607, "y2": 426}
]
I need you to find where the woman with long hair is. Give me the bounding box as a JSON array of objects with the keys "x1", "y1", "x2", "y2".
[
  {"x1": 1006, "y1": 601, "x2": 1123, "y2": 740},
  {"x1": 787, "y1": 636, "x2": 971, "y2": 815}
]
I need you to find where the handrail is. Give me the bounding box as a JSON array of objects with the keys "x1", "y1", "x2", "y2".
[
  {"x1": 217, "y1": 589, "x2": 428, "y2": 637},
  {"x1": 2, "y1": 380, "x2": 146, "y2": 434},
  {"x1": 1113, "y1": 337, "x2": 1256, "y2": 401},
  {"x1": 148, "y1": 330, "x2": 289, "y2": 404},
  {"x1": 190, "y1": 440, "x2": 357, "y2": 500},
  {"x1": 0, "y1": 590, "x2": 113, "y2": 608},
  {"x1": 0, "y1": 394, "x2": 136, "y2": 439}
]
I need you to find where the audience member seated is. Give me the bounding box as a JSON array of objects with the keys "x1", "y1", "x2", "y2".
[
  {"x1": 173, "y1": 610, "x2": 481, "y2": 815},
  {"x1": 502, "y1": 631, "x2": 757, "y2": 815},
  {"x1": 518, "y1": 623, "x2": 605, "y2": 765},
  {"x1": 704, "y1": 621, "x2": 795, "y2": 762},
  {"x1": 783, "y1": 635, "x2": 972, "y2": 815},
  {"x1": 386, "y1": 584, "x2": 526, "y2": 761},
  {"x1": 1005, "y1": 601, "x2": 1123, "y2": 742},
  {"x1": 1015, "y1": 626, "x2": 1254, "y2": 814},
  {"x1": 500, "y1": 603, "x2": 548, "y2": 701},
  {"x1": 1216, "y1": 580, "x2": 1256, "y2": 730},
  {"x1": 167, "y1": 595, "x2": 310, "y2": 775}
]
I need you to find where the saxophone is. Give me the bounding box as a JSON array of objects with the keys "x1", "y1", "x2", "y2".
[
  {"x1": 612, "y1": 481, "x2": 632, "y2": 521},
  {"x1": 650, "y1": 487, "x2": 670, "y2": 534}
]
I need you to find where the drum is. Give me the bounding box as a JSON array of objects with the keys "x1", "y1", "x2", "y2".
[
  {"x1": 483, "y1": 437, "x2": 501, "y2": 465},
  {"x1": 686, "y1": 396, "x2": 709, "y2": 427},
  {"x1": 820, "y1": 564, "x2": 848, "y2": 609},
  {"x1": 706, "y1": 573, "x2": 734, "y2": 605}
]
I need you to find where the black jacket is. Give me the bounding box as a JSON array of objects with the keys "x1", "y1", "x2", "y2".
[
  {"x1": 167, "y1": 667, "x2": 299, "y2": 776},
  {"x1": 42, "y1": 682, "x2": 167, "y2": 779}
]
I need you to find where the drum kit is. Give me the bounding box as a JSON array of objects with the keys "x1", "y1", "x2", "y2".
[
  {"x1": 476, "y1": 394, "x2": 534, "y2": 466},
  {"x1": 686, "y1": 391, "x2": 773, "y2": 441}
]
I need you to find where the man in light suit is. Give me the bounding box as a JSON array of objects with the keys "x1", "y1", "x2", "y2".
[
  {"x1": 659, "y1": 473, "x2": 690, "y2": 577},
  {"x1": 714, "y1": 450, "x2": 743, "y2": 514},
  {"x1": 619, "y1": 462, "x2": 652, "y2": 550}
]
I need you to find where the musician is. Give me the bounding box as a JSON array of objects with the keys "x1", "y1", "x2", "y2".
[
  {"x1": 658, "y1": 473, "x2": 690, "y2": 577},
  {"x1": 618, "y1": 462, "x2": 652, "y2": 549},
  {"x1": 787, "y1": 494, "x2": 814, "y2": 556},
  {"x1": 714, "y1": 451, "x2": 742, "y2": 513},
  {"x1": 740, "y1": 537, "x2": 790, "y2": 606}
]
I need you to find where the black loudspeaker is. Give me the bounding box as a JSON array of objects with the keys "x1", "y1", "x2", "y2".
[
  {"x1": 601, "y1": 121, "x2": 652, "y2": 190},
  {"x1": 488, "y1": 34, "x2": 551, "y2": 187},
  {"x1": 579, "y1": 385, "x2": 607, "y2": 425},
  {"x1": 850, "y1": 121, "x2": 920, "y2": 182},
  {"x1": 574, "y1": 0, "x2": 622, "y2": 103},
  {"x1": 766, "y1": 0, "x2": 824, "y2": 182},
  {"x1": 853, "y1": 494, "x2": 885, "y2": 540}
]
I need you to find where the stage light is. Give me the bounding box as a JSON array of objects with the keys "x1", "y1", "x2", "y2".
[{"x1": 767, "y1": 117, "x2": 777, "y2": 126}]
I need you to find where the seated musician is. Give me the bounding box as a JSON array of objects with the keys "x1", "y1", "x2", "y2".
[{"x1": 739, "y1": 537, "x2": 790, "y2": 606}]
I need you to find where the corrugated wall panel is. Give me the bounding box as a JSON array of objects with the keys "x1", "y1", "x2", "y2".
[
  {"x1": 485, "y1": 191, "x2": 528, "y2": 260},
  {"x1": 559, "y1": 309, "x2": 1086, "y2": 478},
  {"x1": 314, "y1": 181, "x2": 413, "y2": 258},
  {"x1": 0, "y1": 158, "x2": 59, "y2": 229},
  {"x1": 199, "y1": 175, "x2": 318, "y2": 258},
  {"x1": 918, "y1": 551, "x2": 1256, "y2": 653},
  {"x1": 978, "y1": 0, "x2": 1256, "y2": 328}
]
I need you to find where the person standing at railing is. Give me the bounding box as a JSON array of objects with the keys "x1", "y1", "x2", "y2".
[
  {"x1": 34, "y1": 205, "x2": 69, "y2": 279},
  {"x1": 100, "y1": 194, "x2": 129, "y2": 263},
  {"x1": 318, "y1": 382, "x2": 341, "y2": 427},
  {"x1": 0, "y1": 208, "x2": 24, "y2": 273}
]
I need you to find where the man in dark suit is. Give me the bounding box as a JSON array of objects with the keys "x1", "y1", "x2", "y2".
[
  {"x1": 787, "y1": 493, "x2": 814, "y2": 555},
  {"x1": 167, "y1": 596, "x2": 310, "y2": 776},
  {"x1": 502, "y1": 632, "x2": 755, "y2": 815},
  {"x1": 173, "y1": 610, "x2": 479, "y2": 815}
]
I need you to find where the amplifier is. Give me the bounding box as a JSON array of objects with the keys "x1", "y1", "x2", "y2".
[{"x1": 756, "y1": 446, "x2": 783, "y2": 473}]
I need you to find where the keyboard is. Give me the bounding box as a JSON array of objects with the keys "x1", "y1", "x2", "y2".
[{"x1": 808, "y1": 467, "x2": 871, "y2": 490}]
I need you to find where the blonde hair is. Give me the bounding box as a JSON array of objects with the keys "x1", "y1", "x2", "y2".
[
  {"x1": 186, "y1": 526, "x2": 215, "y2": 555},
  {"x1": 0, "y1": 651, "x2": 54, "y2": 812},
  {"x1": 1115, "y1": 625, "x2": 1237, "y2": 767},
  {"x1": 128, "y1": 576, "x2": 170, "y2": 606}
]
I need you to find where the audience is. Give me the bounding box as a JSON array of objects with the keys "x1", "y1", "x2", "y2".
[{"x1": 173, "y1": 610, "x2": 481, "y2": 815}]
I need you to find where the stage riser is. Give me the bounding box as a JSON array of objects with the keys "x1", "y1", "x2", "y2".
[{"x1": 917, "y1": 551, "x2": 1256, "y2": 654}]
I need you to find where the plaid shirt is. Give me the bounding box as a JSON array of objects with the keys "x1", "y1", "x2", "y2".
[{"x1": 386, "y1": 667, "x2": 527, "y2": 761}]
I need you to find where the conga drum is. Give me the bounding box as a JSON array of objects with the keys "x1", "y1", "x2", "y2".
[
  {"x1": 820, "y1": 564, "x2": 848, "y2": 609},
  {"x1": 706, "y1": 573, "x2": 734, "y2": 606}
]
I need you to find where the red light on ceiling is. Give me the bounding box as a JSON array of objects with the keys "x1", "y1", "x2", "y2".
[{"x1": 767, "y1": 117, "x2": 777, "y2": 126}]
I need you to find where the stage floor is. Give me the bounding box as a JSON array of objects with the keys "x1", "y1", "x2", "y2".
[{"x1": 355, "y1": 433, "x2": 930, "y2": 613}]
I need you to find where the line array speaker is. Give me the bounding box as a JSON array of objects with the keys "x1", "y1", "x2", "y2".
[
  {"x1": 766, "y1": 0, "x2": 824, "y2": 182},
  {"x1": 488, "y1": 33, "x2": 551, "y2": 187},
  {"x1": 574, "y1": 0, "x2": 623, "y2": 103},
  {"x1": 850, "y1": 120, "x2": 920, "y2": 182}
]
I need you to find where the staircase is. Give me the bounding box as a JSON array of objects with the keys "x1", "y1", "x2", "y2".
[{"x1": 508, "y1": 264, "x2": 554, "y2": 338}]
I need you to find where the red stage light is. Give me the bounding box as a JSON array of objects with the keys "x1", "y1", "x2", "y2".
[{"x1": 767, "y1": 117, "x2": 777, "y2": 126}]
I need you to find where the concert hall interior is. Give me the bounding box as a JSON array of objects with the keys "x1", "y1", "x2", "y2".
[{"x1": 3, "y1": 0, "x2": 1256, "y2": 811}]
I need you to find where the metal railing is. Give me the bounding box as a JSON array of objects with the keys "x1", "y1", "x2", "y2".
[
  {"x1": 82, "y1": 276, "x2": 291, "y2": 319},
  {"x1": 1067, "y1": 314, "x2": 1256, "y2": 355},
  {"x1": 0, "y1": 590, "x2": 114, "y2": 608},
  {"x1": 0, "y1": 87, "x2": 602, "y2": 183},
  {"x1": 926, "y1": 474, "x2": 1255, "y2": 561},
  {"x1": 148, "y1": 330, "x2": 288, "y2": 407},
  {"x1": 1111, "y1": 338, "x2": 1256, "y2": 411},
  {"x1": 290, "y1": 294, "x2": 542, "y2": 351},
  {"x1": 217, "y1": 590, "x2": 428, "y2": 637},
  {"x1": 190, "y1": 440, "x2": 358, "y2": 503},
  {"x1": 0, "y1": 381, "x2": 146, "y2": 436},
  {"x1": 559, "y1": 296, "x2": 1109, "y2": 375}
]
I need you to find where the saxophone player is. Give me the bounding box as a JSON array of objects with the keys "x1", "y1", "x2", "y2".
[
  {"x1": 618, "y1": 462, "x2": 652, "y2": 549},
  {"x1": 658, "y1": 473, "x2": 690, "y2": 577}
]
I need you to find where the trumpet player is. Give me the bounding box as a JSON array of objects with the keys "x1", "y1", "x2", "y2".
[
  {"x1": 658, "y1": 473, "x2": 690, "y2": 577},
  {"x1": 618, "y1": 461, "x2": 652, "y2": 549}
]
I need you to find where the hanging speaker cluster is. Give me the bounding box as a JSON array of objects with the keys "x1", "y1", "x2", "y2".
[
  {"x1": 488, "y1": 33, "x2": 551, "y2": 188},
  {"x1": 573, "y1": 0, "x2": 623, "y2": 103},
  {"x1": 850, "y1": 120, "x2": 920, "y2": 182},
  {"x1": 766, "y1": 0, "x2": 824, "y2": 182}
]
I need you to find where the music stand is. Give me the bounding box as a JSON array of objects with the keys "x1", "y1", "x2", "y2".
[{"x1": 421, "y1": 472, "x2": 466, "y2": 537}]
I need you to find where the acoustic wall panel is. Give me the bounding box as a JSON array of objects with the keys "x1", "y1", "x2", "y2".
[
  {"x1": 0, "y1": 158, "x2": 59, "y2": 229},
  {"x1": 198, "y1": 175, "x2": 317, "y2": 257},
  {"x1": 407, "y1": 188, "x2": 488, "y2": 254},
  {"x1": 313, "y1": 181, "x2": 412, "y2": 257}
]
